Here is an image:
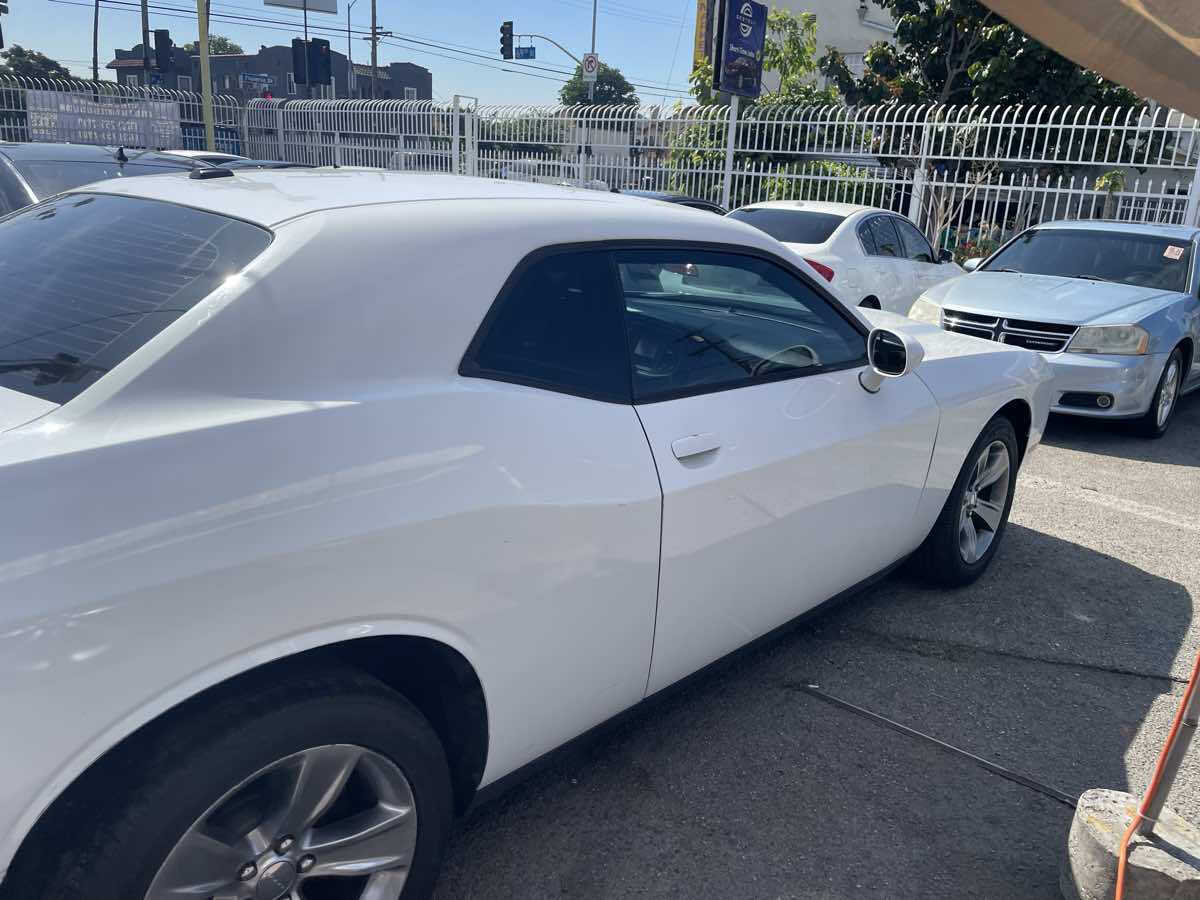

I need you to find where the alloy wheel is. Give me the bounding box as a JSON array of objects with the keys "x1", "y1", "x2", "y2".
[
  {"x1": 958, "y1": 440, "x2": 1011, "y2": 565},
  {"x1": 145, "y1": 744, "x2": 418, "y2": 900},
  {"x1": 1157, "y1": 358, "x2": 1180, "y2": 429}
]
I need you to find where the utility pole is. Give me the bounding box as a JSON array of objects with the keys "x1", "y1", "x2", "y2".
[
  {"x1": 346, "y1": 0, "x2": 357, "y2": 98},
  {"x1": 196, "y1": 0, "x2": 215, "y2": 150},
  {"x1": 587, "y1": 0, "x2": 596, "y2": 102},
  {"x1": 141, "y1": 0, "x2": 151, "y2": 81},
  {"x1": 92, "y1": 0, "x2": 100, "y2": 82},
  {"x1": 303, "y1": 0, "x2": 311, "y2": 98},
  {"x1": 370, "y1": 0, "x2": 377, "y2": 99}
]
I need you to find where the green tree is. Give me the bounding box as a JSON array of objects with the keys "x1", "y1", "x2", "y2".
[
  {"x1": 0, "y1": 46, "x2": 72, "y2": 79},
  {"x1": 818, "y1": 0, "x2": 1136, "y2": 108},
  {"x1": 182, "y1": 35, "x2": 244, "y2": 55},
  {"x1": 559, "y1": 63, "x2": 638, "y2": 106}
]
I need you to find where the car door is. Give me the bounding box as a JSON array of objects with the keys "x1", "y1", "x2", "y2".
[
  {"x1": 857, "y1": 214, "x2": 914, "y2": 313},
  {"x1": 458, "y1": 247, "x2": 664, "y2": 765},
  {"x1": 616, "y1": 247, "x2": 941, "y2": 695},
  {"x1": 893, "y1": 215, "x2": 953, "y2": 306}
]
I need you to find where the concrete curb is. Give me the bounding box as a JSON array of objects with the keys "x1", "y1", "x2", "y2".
[{"x1": 1062, "y1": 789, "x2": 1200, "y2": 900}]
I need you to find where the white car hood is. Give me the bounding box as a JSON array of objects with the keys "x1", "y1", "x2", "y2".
[{"x1": 922, "y1": 271, "x2": 1176, "y2": 325}]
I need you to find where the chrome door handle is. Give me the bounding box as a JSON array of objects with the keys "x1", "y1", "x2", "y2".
[{"x1": 671, "y1": 433, "x2": 721, "y2": 460}]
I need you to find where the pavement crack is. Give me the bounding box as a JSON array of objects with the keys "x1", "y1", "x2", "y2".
[{"x1": 824, "y1": 625, "x2": 1187, "y2": 686}]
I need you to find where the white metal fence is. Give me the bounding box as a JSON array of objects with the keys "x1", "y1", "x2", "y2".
[{"x1": 4, "y1": 75, "x2": 1199, "y2": 258}]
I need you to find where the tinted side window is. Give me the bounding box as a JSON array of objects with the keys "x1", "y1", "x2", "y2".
[
  {"x1": 11, "y1": 160, "x2": 189, "y2": 198},
  {"x1": 893, "y1": 217, "x2": 934, "y2": 262},
  {"x1": 863, "y1": 216, "x2": 902, "y2": 257},
  {"x1": 464, "y1": 251, "x2": 630, "y2": 402},
  {"x1": 857, "y1": 219, "x2": 877, "y2": 255},
  {"x1": 616, "y1": 250, "x2": 866, "y2": 402}
]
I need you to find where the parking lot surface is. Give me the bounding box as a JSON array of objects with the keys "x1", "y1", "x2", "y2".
[{"x1": 433, "y1": 397, "x2": 1200, "y2": 900}]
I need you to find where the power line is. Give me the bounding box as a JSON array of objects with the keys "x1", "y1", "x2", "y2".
[{"x1": 52, "y1": 0, "x2": 693, "y2": 96}]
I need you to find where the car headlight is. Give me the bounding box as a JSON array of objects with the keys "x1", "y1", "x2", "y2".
[
  {"x1": 907, "y1": 296, "x2": 942, "y2": 324},
  {"x1": 1066, "y1": 324, "x2": 1150, "y2": 355}
]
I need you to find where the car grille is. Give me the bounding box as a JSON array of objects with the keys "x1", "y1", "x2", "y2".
[{"x1": 942, "y1": 308, "x2": 1077, "y2": 353}]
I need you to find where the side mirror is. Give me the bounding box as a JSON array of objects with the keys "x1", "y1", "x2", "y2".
[
  {"x1": 962, "y1": 257, "x2": 982, "y2": 272},
  {"x1": 860, "y1": 328, "x2": 925, "y2": 393},
  {"x1": 938, "y1": 248, "x2": 955, "y2": 264}
]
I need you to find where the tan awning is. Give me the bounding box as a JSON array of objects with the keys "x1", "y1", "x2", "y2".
[{"x1": 981, "y1": 0, "x2": 1199, "y2": 115}]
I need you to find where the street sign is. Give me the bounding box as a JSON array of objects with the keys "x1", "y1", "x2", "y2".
[
  {"x1": 712, "y1": 0, "x2": 767, "y2": 98},
  {"x1": 515, "y1": 46, "x2": 535, "y2": 60},
  {"x1": 581, "y1": 52, "x2": 599, "y2": 83}
]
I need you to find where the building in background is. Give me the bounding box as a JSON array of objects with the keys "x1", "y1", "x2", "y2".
[
  {"x1": 694, "y1": 0, "x2": 895, "y2": 85},
  {"x1": 108, "y1": 43, "x2": 432, "y2": 101}
]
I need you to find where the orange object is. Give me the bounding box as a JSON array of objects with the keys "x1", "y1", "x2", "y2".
[{"x1": 1114, "y1": 647, "x2": 1200, "y2": 899}]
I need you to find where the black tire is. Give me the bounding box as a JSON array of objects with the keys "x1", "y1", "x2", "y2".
[
  {"x1": 4, "y1": 668, "x2": 453, "y2": 900},
  {"x1": 859, "y1": 296, "x2": 881, "y2": 309},
  {"x1": 1133, "y1": 347, "x2": 1184, "y2": 439},
  {"x1": 909, "y1": 415, "x2": 1020, "y2": 587}
]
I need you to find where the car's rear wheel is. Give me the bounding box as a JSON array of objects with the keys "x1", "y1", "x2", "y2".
[
  {"x1": 1134, "y1": 347, "x2": 1183, "y2": 438},
  {"x1": 6, "y1": 669, "x2": 453, "y2": 900},
  {"x1": 910, "y1": 415, "x2": 1019, "y2": 587}
]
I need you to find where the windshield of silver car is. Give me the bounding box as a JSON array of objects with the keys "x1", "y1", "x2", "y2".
[{"x1": 982, "y1": 228, "x2": 1193, "y2": 293}]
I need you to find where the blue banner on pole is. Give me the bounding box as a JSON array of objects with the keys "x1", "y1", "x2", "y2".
[
  {"x1": 716, "y1": 0, "x2": 767, "y2": 98},
  {"x1": 515, "y1": 46, "x2": 536, "y2": 59}
]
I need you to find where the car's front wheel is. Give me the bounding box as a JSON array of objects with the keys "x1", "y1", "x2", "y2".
[
  {"x1": 6, "y1": 668, "x2": 453, "y2": 900},
  {"x1": 910, "y1": 415, "x2": 1019, "y2": 587},
  {"x1": 1134, "y1": 347, "x2": 1183, "y2": 438}
]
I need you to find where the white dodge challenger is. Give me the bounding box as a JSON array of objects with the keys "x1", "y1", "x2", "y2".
[{"x1": 0, "y1": 170, "x2": 1052, "y2": 900}]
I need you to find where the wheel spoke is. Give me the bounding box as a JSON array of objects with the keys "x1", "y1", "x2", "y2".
[
  {"x1": 277, "y1": 745, "x2": 362, "y2": 837},
  {"x1": 961, "y1": 516, "x2": 979, "y2": 563},
  {"x1": 147, "y1": 830, "x2": 243, "y2": 897},
  {"x1": 975, "y1": 448, "x2": 1008, "y2": 489},
  {"x1": 359, "y1": 871, "x2": 411, "y2": 900},
  {"x1": 974, "y1": 498, "x2": 1004, "y2": 532},
  {"x1": 304, "y1": 803, "x2": 415, "y2": 877}
]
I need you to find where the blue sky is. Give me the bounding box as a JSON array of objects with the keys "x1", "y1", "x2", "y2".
[{"x1": 9, "y1": 0, "x2": 698, "y2": 104}]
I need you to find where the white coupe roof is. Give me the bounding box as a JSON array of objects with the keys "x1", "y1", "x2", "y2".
[{"x1": 79, "y1": 170, "x2": 737, "y2": 231}]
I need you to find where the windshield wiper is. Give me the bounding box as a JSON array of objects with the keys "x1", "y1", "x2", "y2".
[
  {"x1": 0, "y1": 353, "x2": 106, "y2": 382},
  {"x1": 1070, "y1": 273, "x2": 1110, "y2": 282}
]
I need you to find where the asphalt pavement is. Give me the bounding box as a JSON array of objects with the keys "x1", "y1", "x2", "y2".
[{"x1": 433, "y1": 394, "x2": 1200, "y2": 900}]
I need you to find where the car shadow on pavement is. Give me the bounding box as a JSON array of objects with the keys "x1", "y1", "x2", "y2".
[
  {"x1": 1040, "y1": 391, "x2": 1200, "y2": 467},
  {"x1": 433, "y1": 523, "x2": 1193, "y2": 899}
]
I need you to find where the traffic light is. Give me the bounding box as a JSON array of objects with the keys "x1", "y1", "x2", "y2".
[
  {"x1": 291, "y1": 38, "x2": 307, "y2": 83},
  {"x1": 307, "y1": 38, "x2": 331, "y2": 85},
  {"x1": 153, "y1": 29, "x2": 172, "y2": 70},
  {"x1": 500, "y1": 21, "x2": 513, "y2": 60}
]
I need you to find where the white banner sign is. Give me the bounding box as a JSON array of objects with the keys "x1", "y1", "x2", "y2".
[
  {"x1": 26, "y1": 90, "x2": 182, "y2": 148},
  {"x1": 264, "y1": 0, "x2": 338, "y2": 14}
]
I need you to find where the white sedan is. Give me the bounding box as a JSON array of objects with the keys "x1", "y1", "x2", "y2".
[
  {"x1": 728, "y1": 200, "x2": 964, "y2": 313},
  {"x1": 0, "y1": 171, "x2": 1051, "y2": 900}
]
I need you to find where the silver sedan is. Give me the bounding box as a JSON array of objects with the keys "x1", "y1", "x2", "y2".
[{"x1": 909, "y1": 220, "x2": 1200, "y2": 437}]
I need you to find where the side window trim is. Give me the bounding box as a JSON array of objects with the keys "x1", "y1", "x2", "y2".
[{"x1": 458, "y1": 245, "x2": 633, "y2": 404}]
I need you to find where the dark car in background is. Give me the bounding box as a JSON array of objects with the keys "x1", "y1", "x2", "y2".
[
  {"x1": 0, "y1": 143, "x2": 200, "y2": 215},
  {"x1": 615, "y1": 189, "x2": 726, "y2": 215}
]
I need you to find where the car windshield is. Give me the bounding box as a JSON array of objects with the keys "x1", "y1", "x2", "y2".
[
  {"x1": 726, "y1": 208, "x2": 845, "y2": 245},
  {"x1": 0, "y1": 193, "x2": 272, "y2": 405},
  {"x1": 10, "y1": 158, "x2": 191, "y2": 198},
  {"x1": 983, "y1": 228, "x2": 1193, "y2": 292}
]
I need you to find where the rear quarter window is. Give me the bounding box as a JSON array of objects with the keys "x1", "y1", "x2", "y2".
[{"x1": 0, "y1": 193, "x2": 272, "y2": 405}]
